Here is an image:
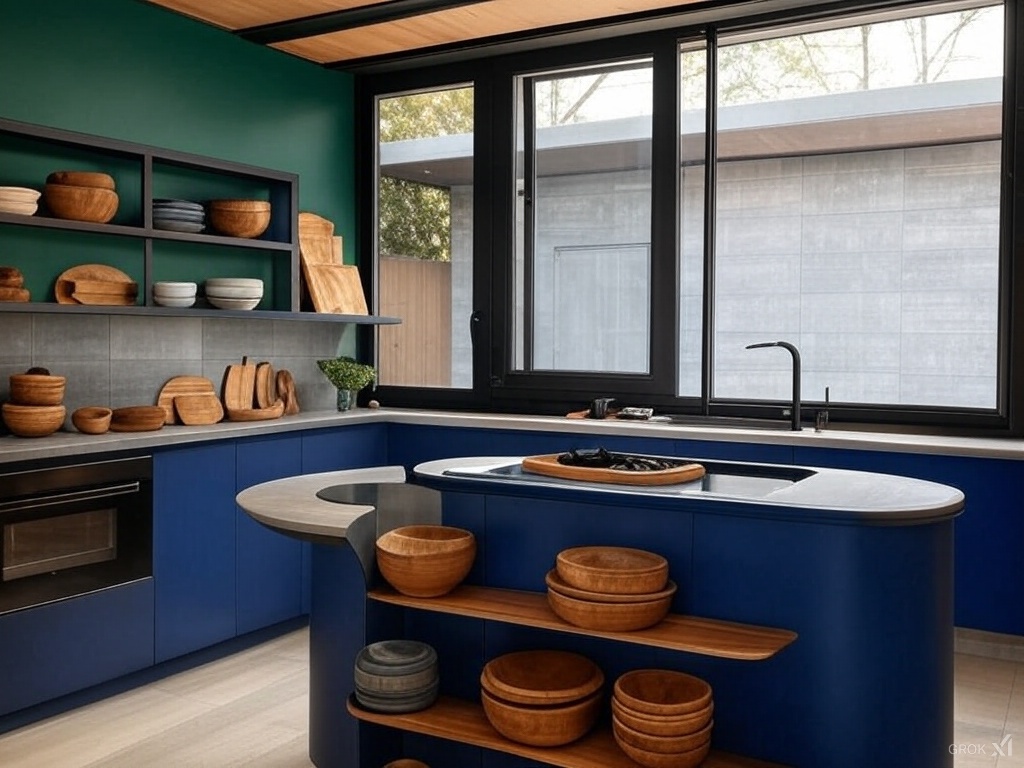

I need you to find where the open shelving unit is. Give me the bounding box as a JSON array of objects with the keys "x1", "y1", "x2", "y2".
[{"x1": 0, "y1": 116, "x2": 398, "y2": 325}]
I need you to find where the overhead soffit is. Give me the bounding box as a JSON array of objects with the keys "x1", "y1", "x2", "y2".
[{"x1": 143, "y1": 0, "x2": 713, "y2": 68}]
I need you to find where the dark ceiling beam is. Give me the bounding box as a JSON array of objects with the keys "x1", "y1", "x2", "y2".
[{"x1": 238, "y1": 0, "x2": 484, "y2": 45}]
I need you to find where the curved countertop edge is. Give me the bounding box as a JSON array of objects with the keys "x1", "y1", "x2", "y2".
[
  {"x1": 1, "y1": 406, "x2": 1023, "y2": 465},
  {"x1": 413, "y1": 456, "x2": 966, "y2": 526},
  {"x1": 235, "y1": 466, "x2": 408, "y2": 541}
]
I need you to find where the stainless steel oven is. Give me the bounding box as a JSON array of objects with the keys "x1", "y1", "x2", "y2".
[{"x1": 0, "y1": 456, "x2": 152, "y2": 614}]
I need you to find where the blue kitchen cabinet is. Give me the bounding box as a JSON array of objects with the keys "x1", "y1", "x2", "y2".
[
  {"x1": 301, "y1": 424, "x2": 388, "y2": 474},
  {"x1": 236, "y1": 434, "x2": 304, "y2": 635},
  {"x1": 153, "y1": 442, "x2": 237, "y2": 662}
]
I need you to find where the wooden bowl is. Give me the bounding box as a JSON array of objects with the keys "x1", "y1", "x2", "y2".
[
  {"x1": 614, "y1": 733, "x2": 711, "y2": 768},
  {"x1": 1, "y1": 403, "x2": 65, "y2": 437},
  {"x1": 375, "y1": 525, "x2": 475, "y2": 597},
  {"x1": 383, "y1": 761, "x2": 430, "y2": 768},
  {"x1": 110, "y1": 405, "x2": 166, "y2": 432},
  {"x1": 613, "y1": 714, "x2": 713, "y2": 753},
  {"x1": 547, "y1": 588, "x2": 672, "y2": 632},
  {"x1": 46, "y1": 171, "x2": 116, "y2": 190},
  {"x1": 42, "y1": 183, "x2": 118, "y2": 223},
  {"x1": 480, "y1": 688, "x2": 602, "y2": 747},
  {"x1": 8, "y1": 373, "x2": 66, "y2": 405},
  {"x1": 546, "y1": 569, "x2": 678, "y2": 604},
  {"x1": 207, "y1": 199, "x2": 271, "y2": 239},
  {"x1": 71, "y1": 406, "x2": 113, "y2": 435},
  {"x1": 613, "y1": 670, "x2": 712, "y2": 717},
  {"x1": 556, "y1": 546, "x2": 668, "y2": 595},
  {"x1": 481, "y1": 650, "x2": 603, "y2": 706},
  {"x1": 611, "y1": 695, "x2": 713, "y2": 737}
]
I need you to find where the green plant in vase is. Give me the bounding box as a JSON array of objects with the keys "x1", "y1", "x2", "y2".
[{"x1": 317, "y1": 357, "x2": 376, "y2": 411}]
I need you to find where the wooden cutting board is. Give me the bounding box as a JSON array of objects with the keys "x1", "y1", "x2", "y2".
[
  {"x1": 254, "y1": 362, "x2": 277, "y2": 409},
  {"x1": 225, "y1": 399, "x2": 284, "y2": 422},
  {"x1": 173, "y1": 393, "x2": 224, "y2": 425},
  {"x1": 55, "y1": 264, "x2": 134, "y2": 304},
  {"x1": 222, "y1": 357, "x2": 257, "y2": 411},
  {"x1": 521, "y1": 454, "x2": 706, "y2": 486},
  {"x1": 305, "y1": 264, "x2": 368, "y2": 315},
  {"x1": 157, "y1": 375, "x2": 217, "y2": 424},
  {"x1": 298, "y1": 211, "x2": 334, "y2": 240},
  {"x1": 276, "y1": 369, "x2": 300, "y2": 415}
]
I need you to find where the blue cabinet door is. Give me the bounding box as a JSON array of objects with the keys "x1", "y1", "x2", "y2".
[
  {"x1": 236, "y1": 434, "x2": 304, "y2": 635},
  {"x1": 153, "y1": 443, "x2": 237, "y2": 662},
  {"x1": 301, "y1": 424, "x2": 389, "y2": 474}
]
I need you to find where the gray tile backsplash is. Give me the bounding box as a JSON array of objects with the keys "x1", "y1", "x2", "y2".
[{"x1": 0, "y1": 314, "x2": 346, "y2": 414}]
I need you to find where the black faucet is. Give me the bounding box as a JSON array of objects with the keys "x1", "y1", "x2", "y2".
[{"x1": 745, "y1": 341, "x2": 802, "y2": 431}]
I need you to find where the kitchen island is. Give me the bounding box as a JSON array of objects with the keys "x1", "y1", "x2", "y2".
[{"x1": 237, "y1": 451, "x2": 964, "y2": 768}]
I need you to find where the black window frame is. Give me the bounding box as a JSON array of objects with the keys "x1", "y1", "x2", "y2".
[{"x1": 357, "y1": 0, "x2": 1022, "y2": 435}]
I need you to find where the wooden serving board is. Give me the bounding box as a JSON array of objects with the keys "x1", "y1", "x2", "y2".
[
  {"x1": 276, "y1": 369, "x2": 300, "y2": 415},
  {"x1": 173, "y1": 393, "x2": 224, "y2": 425},
  {"x1": 521, "y1": 454, "x2": 706, "y2": 486},
  {"x1": 55, "y1": 264, "x2": 133, "y2": 304},
  {"x1": 305, "y1": 263, "x2": 368, "y2": 315},
  {"x1": 157, "y1": 375, "x2": 217, "y2": 424},
  {"x1": 222, "y1": 357, "x2": 256, "y2": 411},
  {"x1": 225, "y1": 399, "x2": 284, "y2": 422},
  {"x1": 70, "y1": 278, "x2": 138, "y2": 306},
  {"x1": 254, "y1": 362, "x2": 277, "y2": 409}
]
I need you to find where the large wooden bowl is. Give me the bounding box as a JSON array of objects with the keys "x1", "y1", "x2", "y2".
[
  {"x1": 42, "y1": 183, "x2": 118, "y2": 223},
  {"x1": 546, "y1": 569, "x2": 678, "y2": 604},
  {"x1": 481, "y1": 650, "x2": 603, "y2": 706},
  {"x1": 611, "y1": 695, "x2": 713, "y2": 737},
  {"x1": 71, "y1": 406, "x2": 112, "y2": 435},
  {"x1": 46, "y1": 171, "x2": 116, "y2": 190},
  {"x1": 556, "y1": 546, "x2": 668, "y2": 595},
  {"x1": 383, "y1": 761, "x2": 430, "y2": 768},
  {"x1": 480, "y1": 688, "x2": 602, "y2": 747},
  {"x1": 613, "y1": 733, "x2": 711, "y2": 768},
  {"x1": 9, "y1": 373, "x2": 66, "y2": 405},
  {"x1": 375, "y1": 525, "x2": 476, "y2": 598},
  {"x1": 207, "y1": 199, "x2": 271, "y2": 239},
  {"x1": 547, "y1": 588, "x2": 672, "y2": 632},
  {"x1": 612, "y1": 714, "x2": 713, "y2": 754},
  {"x1": 613, "y1": 670, "x2": 712, "y2": 717},
  {"x1": 2, "y1": 403, "x2": 65, "y2": 437},
  {"x1": 110, "y1": 405, "x2": 166, "y2": 432}
]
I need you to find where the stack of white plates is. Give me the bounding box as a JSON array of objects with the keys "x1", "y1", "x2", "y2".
[
  {"x1": 153, "y1": 199, "x2": 205, "y2": 233},
  {"x1": 0, "y1": 186, "x2": 41, "y2": 216},
  {"x1": 153, "y1": 281, "x2": 198, "y2": 308},
  {"x1": 204, "y1": 278, "x2": 263, "y2": 310}
]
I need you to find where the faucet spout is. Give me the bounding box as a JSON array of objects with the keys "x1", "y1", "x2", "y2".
[{"x1": 745, "y1": 341, "x2": 802, "y2": 431}]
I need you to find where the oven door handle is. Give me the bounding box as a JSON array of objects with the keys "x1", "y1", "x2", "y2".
[{"x1": 0, "y1": 481, "x2": 141, "y2": 514}]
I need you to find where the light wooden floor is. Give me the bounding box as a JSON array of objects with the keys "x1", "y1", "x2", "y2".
[{"x1": 0, "y1": 628, "x2": 1019, "y2": 767}]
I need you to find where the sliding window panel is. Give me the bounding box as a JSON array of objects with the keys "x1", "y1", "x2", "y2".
[
  {"x1": 513, "y1": 61, "x2": 654, "y2": 375},
  {"x1": 376, "y1": 85, "x2": 474, "y2": 389},
  {"x1": 712, "y1": 4, "x2": 1004, "y2": 410}
]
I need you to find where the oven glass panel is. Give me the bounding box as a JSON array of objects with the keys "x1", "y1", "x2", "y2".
[{"x1": 3, "y1": 508, "x2": 117, "y2": 581}]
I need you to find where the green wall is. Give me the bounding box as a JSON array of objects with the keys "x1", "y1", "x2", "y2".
[{"x1": 0, "y1": 0, "x2": 356, "y2": 262}]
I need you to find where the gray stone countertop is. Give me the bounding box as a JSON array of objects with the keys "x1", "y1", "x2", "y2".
[{"x1": 1, "y1": 407, "x2": 1023, "y2": 466}]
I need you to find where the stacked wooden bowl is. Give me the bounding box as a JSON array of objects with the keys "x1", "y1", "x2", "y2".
[
  {"x1": 546, "y1": 546, "x2": 675, "y2": 631},
  {"x1": 354, "y1": 640, "x2": 439, "y2": 714},
  {"x1": 42, "y1": 171, "x2": 118, "y2": 224},
  {"x1": 375, "y1": 525, "x2": 476, "y2": 597},
  {"x1": 480, "y1": 650, "x2": 604, "y2": 747},
  {"x1": 207, "y1": 199, "x2": 271, "y2": 239},
  {"x1": 2, "y1": 370, "x2": 66, "y2": 437},
  {"x1": 611, "y1": 670, "x2": 714, "y2": 768},
  {"x1": 0, "y1": 266, "x2": 29, "y2": 302}
]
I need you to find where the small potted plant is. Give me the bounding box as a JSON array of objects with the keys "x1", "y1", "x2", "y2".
[{"x1": 317, "y1": 356, "x2": 376, "y2": 411}]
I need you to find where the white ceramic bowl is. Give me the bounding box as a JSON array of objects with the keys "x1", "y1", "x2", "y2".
[
  {"x1": 0, "y1": 186, "x2": 41, "y2": 203},
  {"x1": 207, "y1": 296, "x2": 260, "y2": 311},
  {"x1": 0, "y1": 201, "x2": 38, "y2": 216},
  {"x1": 154, "y1": 295, "x2": 197, "y2": 308},
  {"x1": 204, "y1": 285, "x2": 264, "y2": 299},
  {"x1": 204, "y1": 278, "x2": 263, "y2": 291},
  {"x1": 153, "y1": 281, "x2": 198, "y2": 298}
]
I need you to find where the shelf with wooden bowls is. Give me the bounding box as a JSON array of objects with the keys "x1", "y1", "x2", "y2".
[
  {"x1": 367, "y1": 585, "x2": 796, "y2": 661},
  {"x1": 347, "y1": 695, "x2": 790, "y2": 768}
]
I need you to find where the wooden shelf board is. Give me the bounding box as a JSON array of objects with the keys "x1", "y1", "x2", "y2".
[
  {"x1": 0, "y1": 302, "x2": 400, "y2": 324},
  {"x1": 347, "y1": 695, "x2": 789, "y2": 768},
  {"x1": 367, "y1": 585, "x2": 796, "y2": 660}
]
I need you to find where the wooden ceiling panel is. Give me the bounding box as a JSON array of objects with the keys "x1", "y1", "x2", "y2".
[
  {"x1": 144, "y1": 0, "x2": 393, "y2": 32},
  {"x1": 273, "y1": 0, "x2": 700, "y2": 63}
]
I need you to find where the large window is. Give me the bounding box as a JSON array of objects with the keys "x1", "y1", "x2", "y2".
[{"x1": 365, "y1": 0, "x2": 1013, "y2": 430}]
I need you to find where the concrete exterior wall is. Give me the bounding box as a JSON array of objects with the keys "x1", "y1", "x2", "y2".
[{"x1": 453, "y1": 139, "x2": 1000, "y2": 408}]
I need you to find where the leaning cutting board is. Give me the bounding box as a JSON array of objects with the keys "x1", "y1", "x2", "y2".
[
  {"x1": 305, "y1": 264, "x2": 368, "y2": 315},
  {"x1": 276, "y1": 369, "x2": 300, "y2": 415},
  {"x1": 222, "y1": 357, "x2": 257, "y2": 411},
  {"x1": 521, "y1": 454, "x2": 706, "y2": 486},
  {"x1": 55, "y1": 264, "x2": 134, "y2": 304},
  {"x1": 254, "y1": 361, "x2": 277, "y2": 409},
  {"x1": 156, "y1": 375, "x2": 217, "y2": 424},
  {"x1": 173, "y1": 393, "x2": 224, "y2": 426}
]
